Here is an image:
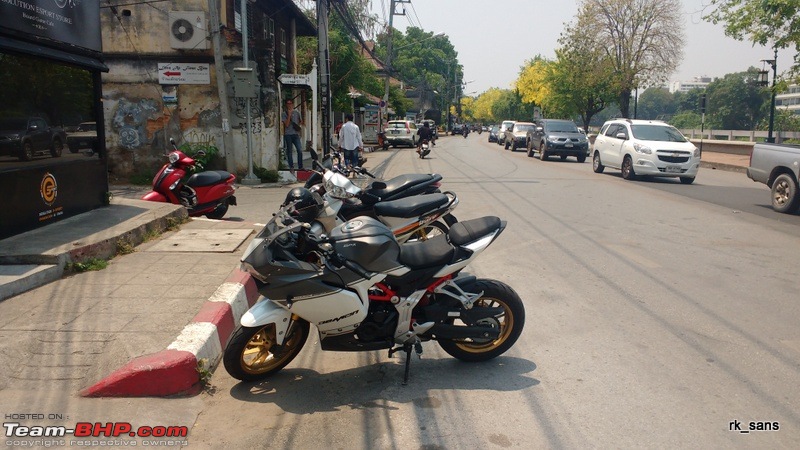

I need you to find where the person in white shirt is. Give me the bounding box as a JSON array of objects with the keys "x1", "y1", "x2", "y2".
[{"x1": 338, "y1": 113, "x2": 363, "y2": 169}]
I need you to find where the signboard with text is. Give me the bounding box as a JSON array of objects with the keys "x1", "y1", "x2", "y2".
[
  {"x1": 158, "y1": 63, "x2": 211, "y2": 85},
  {"x1": 0, "y1": 0, "x2": 102, "y2": 52},
  {"x1": 278, "y1": 74, "x2": 312, "y2": 86}
]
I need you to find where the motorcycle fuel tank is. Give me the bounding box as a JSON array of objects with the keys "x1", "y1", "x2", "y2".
[{"x1": 330, "y1": 217, "x2": 401, "y2": 273}]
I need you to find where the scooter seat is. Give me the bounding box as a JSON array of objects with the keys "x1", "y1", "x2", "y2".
[
  {"x1": 449, "y1": 216, "x2": 502, "y2": 246},
  {"x1": 399, "y1": 234, "x2": 455, "y2": 269},
  {"x1": 365, "y1": 174, "x2": 441, "y2": 199},
  {"x1": 373, "y1": 193, "x2": 448, "y2": 218},
  {"x1": 187, "y1": 170, "x2": 232, "y2": 187}
]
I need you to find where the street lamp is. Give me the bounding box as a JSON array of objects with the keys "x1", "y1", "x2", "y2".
[{"x1": 759, "y1": 49, "x2": 778, "y2": 143}]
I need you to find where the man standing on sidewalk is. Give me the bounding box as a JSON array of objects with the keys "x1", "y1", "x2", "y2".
[
  {"x1": 339, "y1": 113, "x2": 363, "y2": 169},
  {"x1": 282, "y1": 99, "x2": 304, "y2": 172}
]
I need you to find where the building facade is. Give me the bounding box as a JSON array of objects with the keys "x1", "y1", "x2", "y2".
[
  {"x1": 776, "y1": 84, "x2": 800, "y2": 115},
  {"x1": 101, "y1": 0, "x2": 315, "y2": 179},
  {"x1": 669, "y1": 76, "x2": 712, "y2": 94}
]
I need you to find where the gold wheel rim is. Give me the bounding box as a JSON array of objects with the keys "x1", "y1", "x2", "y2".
[
  {"x1": 454, "y1": 297, "x2": 514, "y2": 353},
  {"x1": 239, "y1": 324, "x2": 300, "y2": 375}
]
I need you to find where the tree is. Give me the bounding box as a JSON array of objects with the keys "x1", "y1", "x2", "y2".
[
  {"x1": 705, "y1": 68, "x2": 768, "y2": 129},
  {"x1": 472, "y1": 88, "x2": 504, "y2": 123},
  {"x1": 577, "y1": 0, "x2": 685, "y2": 118},
  {"x1": 704, "y1": 0, "x2": 800, "y2": 76},
  {"x1": 516, "y1": 57, "x2": 553, "y2": 114},
  {"x1": 636, "y1": 87, "x2": 677, "y2": 120}
]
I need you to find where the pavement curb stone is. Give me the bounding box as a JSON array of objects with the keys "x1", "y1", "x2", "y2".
[{"x1": 80, "y1": 269, "x2": 258, "y2": 397}]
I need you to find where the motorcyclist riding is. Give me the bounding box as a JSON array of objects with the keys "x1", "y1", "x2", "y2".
[{"x1": 417, "y1": 122, "x2": 434, "y2": 154}]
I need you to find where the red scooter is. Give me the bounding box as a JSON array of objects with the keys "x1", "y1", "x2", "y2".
[{"x1": 141, "y1": 138, "x2": 237, "y2": 219}]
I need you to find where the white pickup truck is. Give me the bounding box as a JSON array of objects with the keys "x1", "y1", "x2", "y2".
[{"x1": 747, "y1": 142, "x2": 800, "y2": 213}]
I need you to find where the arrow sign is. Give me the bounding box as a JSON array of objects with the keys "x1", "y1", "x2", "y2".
[
  {"x1": 279, "y1": 74, "x2": 311, "y2": 86},
  {"x1": 158, "y1": 63, "x2": 210, "y2": 85}
]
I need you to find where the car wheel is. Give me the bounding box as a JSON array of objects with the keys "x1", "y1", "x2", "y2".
[
  {"x1": 621, "y1": 155, "x2": 636, "y2": 180},
  {"x1": 592, "y1": 152, "x2": 604, "y2": 173},
  {"x1": 577, "y1": 154, "x2": 587, "y2": 163},
  {"x1": 20, "y1": 141, "x2": 34, "y2": 161},
  {"x1": 679, "y1": 176, "x2": 695, "y2": 185},
  {"x1": 539, "y1": 142, "x2": 548, "y2": 161},
  {"x1": 771, "y1": 173, "x2": 800, "y2": 213},
  {"x1": 50, "y1": 139, "x2": 63, "y2": 158}
]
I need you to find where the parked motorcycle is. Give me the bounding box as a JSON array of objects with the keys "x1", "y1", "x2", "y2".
[
  {"x1": 223, "y1": 201, "x2": 525, "y2": 384},
  {"x1": 303, "y1": 164, "x2": 458, "y2": 243},
  {"x1": 462, "y1": 126, "x2": 469, "y2": 138},
  {"x1": 141, "y1": 138, "x2": 237, "y2": 219},
  {"x1": 418, "y1": 139, "x2": 431, "y2": 159}
]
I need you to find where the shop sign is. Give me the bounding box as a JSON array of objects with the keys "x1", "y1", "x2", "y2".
[{"x1": 0, "y1": 0, "x2": 102, "y2": 52}]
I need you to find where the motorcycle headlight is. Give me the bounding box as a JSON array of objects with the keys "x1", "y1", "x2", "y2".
[
  {"x1": 633, "y1": 143, "x2": 652, "y2": 154},
  {"x1": 169, "y1": 152, "x2": 180, "y2": 164},
  {"x1": 324, "y1": 178, "x2": 354, "y2": 199}
]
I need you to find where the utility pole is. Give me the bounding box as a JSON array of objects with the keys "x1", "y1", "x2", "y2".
[
  {"x1": 240, "y1": 0, "x2": 259, "y2": 184},
  {"x1": 207, "y1": 0, "x2": 234, "y2": 173},
  {"x1": 318, "y1": 0, "x2": 332, "y2": 156},
  {"x1": 382, "y1": 0, "x2": 409, "y2": 126}
]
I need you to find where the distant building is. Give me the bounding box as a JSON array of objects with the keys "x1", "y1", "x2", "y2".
[
  {"x1": 776, "y1": 84, "x2": 800, "y2": 115},
  {"x1": 669, "y1": 76, "x2": 712, "y2": 93}
]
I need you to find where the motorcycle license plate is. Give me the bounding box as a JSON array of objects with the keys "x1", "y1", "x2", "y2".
[{"x1": 665, "y1": 166, "x2": 682, "y2": 173}]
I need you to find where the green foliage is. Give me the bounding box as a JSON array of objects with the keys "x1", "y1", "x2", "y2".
[
  {"x1": 254, "y1": 166, "x2": 280, "y2": 183},
  {"x1": 704, "y1": 0, "x2": 800, "y2": 77},
  {"x1": 705, "y1": 68, "x2": 769, "y2": 129},
  {"x1": 178, "y1": 143, "x2": 220, "y2": 170},
  {"x1": 67, "y1": 258, "x2": 108, "y2": 273},
  {"x1": 636, "y1": 88, "x2": 677, "y2": 120},
  {"x1": 668, "y1": 111, "x2": 703, "y2": 129},
  {"x1": 129, "y1": 171, "x2": 154, "y2": 186}
]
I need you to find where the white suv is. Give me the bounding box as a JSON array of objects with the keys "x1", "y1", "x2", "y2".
[
  {"x1": 385, "y1": 120, "x2": 418, "y2": 148},
  {"x1": 592, "y1": 119, "x2": 700, "y2": 184}
]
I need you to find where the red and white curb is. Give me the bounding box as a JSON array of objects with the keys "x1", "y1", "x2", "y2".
[{"x1": 80, "y1": 269, "x2": 259, "y2": 397}]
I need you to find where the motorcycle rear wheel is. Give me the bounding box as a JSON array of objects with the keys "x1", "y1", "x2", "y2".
[
  {"x1": 408, "y1": 220, "x2": 448, "y2": 241},
  {"x1": 438, "y1": 279, "x2": 525, "y2": 362},
  {"x1": 205, "y1": 199, "x2": 229, "y2": 219},
  {"x1": 223, "y1": 320, "x2": 309, "y2": 382}
]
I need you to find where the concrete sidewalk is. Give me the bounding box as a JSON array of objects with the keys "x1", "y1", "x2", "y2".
[{"x1": 0, "y1": 197, "x2": 262, "y2": 398}]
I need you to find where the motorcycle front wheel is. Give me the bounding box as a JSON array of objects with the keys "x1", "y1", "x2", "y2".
[
  {"x1": 438, "y1": 279, "x2": 525, "y2": 362},
  {"x1": 223, "y1": 319, "x2": 309, "y2": 382}
]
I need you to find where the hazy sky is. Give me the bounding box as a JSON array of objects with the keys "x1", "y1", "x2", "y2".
[{"x1": 372, "y1": 0, "x2": 797, "y2": 94}]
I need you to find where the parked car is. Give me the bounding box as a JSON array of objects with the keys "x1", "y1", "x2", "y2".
[
  {"x1": 0, "y1": 117, "x2": 66, "y2": 161},
  {"x1": 747, "y1": 142, "x2": 800, "y2": 213},
  {"x1": 504, "y1": 122, "x2": 536, "y2": 151},
  {"x1": 496, "y1": 120, "x2": 515, "y2": 146},
  {"x1": 385, "y1": 120, "x2": 418, "y2": 147},
  {"x1": 488, "y1": 125, "x2": 500, "y2": 143},
  {"x1": 526, "y1": 119, "x2": 590, "y2": 162},
  {"x1": 66, "y1": 121, "x2": 98, "y2": 153},
  {"x1": 452, "y1": 123, "x2": 463, "y2": 135},
  {"x1": 592, "y1": 119, "x2": 700, "y2": 184}
]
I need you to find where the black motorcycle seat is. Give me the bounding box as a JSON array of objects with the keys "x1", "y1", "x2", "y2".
[
  {"x1": 449, "y1": 216, "x2": 502, "y2": 246},
  {"x1": 187, "y1": 170, "x2": 231, "y2": 187},
  {"x1": 365, "y1": 173, "x2": 441, "y2": 198},
  {"x1": 373, "y1": 193, "x2": 448, "y2": 218},
  {"x1": 399, "y1": 234, "x2": 455, "y2": 269}
]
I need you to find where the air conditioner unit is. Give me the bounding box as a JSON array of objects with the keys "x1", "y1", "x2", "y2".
[{"x1": 169, "y1": 11, "x2": 208, "y2": 50}]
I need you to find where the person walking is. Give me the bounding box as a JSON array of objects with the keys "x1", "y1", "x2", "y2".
[
  {"x1": 282, "y1": 99, "x2": 304, "y2": 172},
  {"x1": 338, "y1": 113, "x2": 363, "y2": 170}
]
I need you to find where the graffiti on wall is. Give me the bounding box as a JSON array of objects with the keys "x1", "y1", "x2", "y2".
[{"x1": 112, "y1": 99, "x2": 160, "y2": 150}]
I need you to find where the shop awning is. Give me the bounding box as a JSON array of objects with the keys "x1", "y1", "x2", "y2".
[{"x1": 0, "y1": 36, "x2": 108, "y2": 72}]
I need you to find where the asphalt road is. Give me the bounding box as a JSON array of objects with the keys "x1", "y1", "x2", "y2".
[{"x1": 186, "y1": 134, "x2": 800, "y2": 448}]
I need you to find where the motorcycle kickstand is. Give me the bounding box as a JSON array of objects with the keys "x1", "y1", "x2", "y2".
[{"x1": 389, "y1": 342, "x2": 423, "y2": 385}]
